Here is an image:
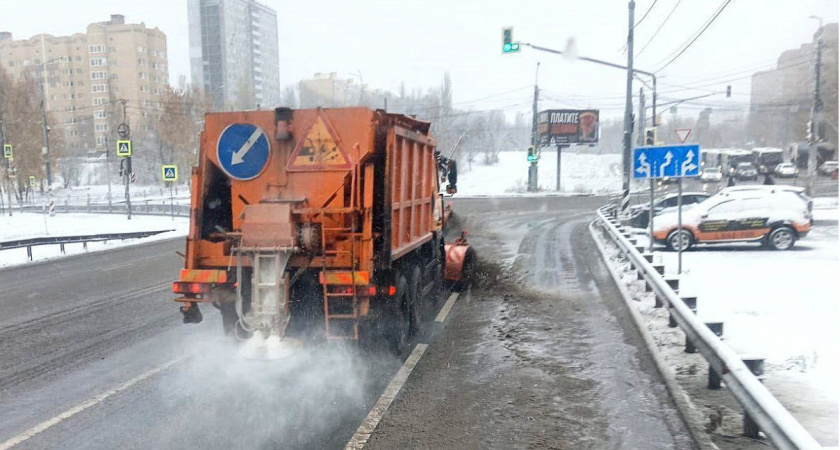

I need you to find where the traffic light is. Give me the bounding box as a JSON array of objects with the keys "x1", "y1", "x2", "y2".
[
  {"x1": 502, "y1": 27, "x2": 520, "y2": 53},
  {"x1": 644, "y1": 127, "x2": 657, "y2": 146},
  {"x1": 527, "y1": 146, "x2": 537, "y2": 162}
]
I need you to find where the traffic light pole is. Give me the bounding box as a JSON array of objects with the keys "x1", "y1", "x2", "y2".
[{"x1": 529, "y1": 63, "x2": 540, "y2": 192}]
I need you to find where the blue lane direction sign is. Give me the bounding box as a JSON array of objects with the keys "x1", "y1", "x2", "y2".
[
  {"x1": 633, "y1": 144, "x2": 700, "y2": 179},
  {"x1": 161, "y1": 164, "x2": 178, "y2": 182},
  {"x1": 216, "y1": 123, "x2": 270, "y2": 181}
]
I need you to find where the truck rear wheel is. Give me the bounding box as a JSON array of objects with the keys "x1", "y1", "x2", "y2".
[{"x1": 388, "y1": 274, "x2": 411, "y2": 356}]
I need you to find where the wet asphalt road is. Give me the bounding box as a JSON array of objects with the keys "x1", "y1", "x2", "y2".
[{"x1": 0, "y1": 196, "x2": 696, "y2": 449}]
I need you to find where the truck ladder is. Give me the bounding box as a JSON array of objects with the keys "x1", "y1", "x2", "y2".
[{"x1": 321, "y1": 232, "x2": 362, "y2": 341}]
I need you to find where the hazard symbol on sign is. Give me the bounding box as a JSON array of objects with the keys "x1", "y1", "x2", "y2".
[{"x1": 287, "y1": 112, "x2": 351, "y2": 171}]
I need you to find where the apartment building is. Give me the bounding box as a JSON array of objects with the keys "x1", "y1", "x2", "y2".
[
  {"x1": 188, "y1": 0, "x2": 280, "y2": 110},
  {"x1": 0, "y1": 15, "x2": 169, "y2": 155}
]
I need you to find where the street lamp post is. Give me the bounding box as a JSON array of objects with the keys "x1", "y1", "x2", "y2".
[
  {"x1": 36, "y1": 57, "x2": 64, "y2": 188},
  {"x1": 807, "y1": 15, "x2": 823, "y2": 198}
]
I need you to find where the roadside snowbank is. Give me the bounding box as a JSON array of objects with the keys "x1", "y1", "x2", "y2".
[{"x1": 0, "y1": 212, "x2": 188, "y2": 268}]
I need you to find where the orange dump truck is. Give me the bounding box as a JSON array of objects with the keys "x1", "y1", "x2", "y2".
[{"x1": 173, "y1": 107, "x2": 471, "y2": 352}]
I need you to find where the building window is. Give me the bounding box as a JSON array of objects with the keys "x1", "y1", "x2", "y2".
[
  {"x1": 90, "y1": 58, "x2": 107, "y2": 67},
  {"x1": 7, "y1": 61, "x2": 13, "y2": 67},
  {"x1": 94, "y1": 110, "x2": 107, "y2": 119},
  {"x1": 91, "y1": 71, "x2": 107, "y2": 80},
  {"x1": 93, "y1": 97, "x2": 108, "y2": 105},
  {"x1": 88, "y1": 45, "x2": 105, "y2": 53},
  {"x1": 139, "y1": 72, "x2": 147, "y2": 79},
  {"x1": 95, "y1": 124, "x2": 109, "y2": 132},
  {"x1": 91, "y1": 84, "x2": 108, "y2": 93},
  {"x1": 96, "y1": 136, "x2": 106, "y2": 146}
]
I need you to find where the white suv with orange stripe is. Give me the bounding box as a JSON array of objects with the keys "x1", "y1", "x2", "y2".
[{"x1": 652, "y1": 188, "x2": 811, "y2": 251}]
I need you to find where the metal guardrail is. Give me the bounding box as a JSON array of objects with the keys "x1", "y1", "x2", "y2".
[
  {"x1": 16, "y1": 202, "x2": 190, "y2": 217},
  {"x1": 0, "y1": 230, "x2": 175, "y2": 261},
  {"x1": 594, "y1": 204, "x2": 820, "y2": 450}
]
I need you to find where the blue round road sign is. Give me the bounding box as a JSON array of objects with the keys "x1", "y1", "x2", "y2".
[{"x1": 216, "y1": 123, "x2": 270, "y2": 180}]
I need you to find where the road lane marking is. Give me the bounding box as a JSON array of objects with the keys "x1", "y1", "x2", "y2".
[
  {"x1": 434, "y1": 292, "x2": 460, "y2": 323},
  {"x1": 344, "y1": 343, "x2": 428, "y2": 450},
  {"x1": 0, "y1": 356, "x2": 185, "y2": 450}
]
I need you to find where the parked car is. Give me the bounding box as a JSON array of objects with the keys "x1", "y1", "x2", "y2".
[
  {"x1": 819, "y1": 161, "x2": 838, "y2": 177},
  {"x1": 734, "y1": 162, "x2": 758, "y2": 181},
  {"x1": 627, "y1": 192, "x2": 711, "y2": 229},
  {"x1": 652, "y1": 189, "x2": 811, "y2": 251},
  {"x1": 774, "y1": 163, "x2": 799, "y2": 178},
  {"x1": 699, "y1": 167, "x2": 723, "y2": 183},
  {"x1": 721, "y1": 185, "x2": 812, "y2": 216}
]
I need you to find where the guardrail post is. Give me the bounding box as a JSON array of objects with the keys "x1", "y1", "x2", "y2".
[
  {"x1": 656, "y1": 277, "x2": 679, "y2": 308},
  {"x1": 670, "y1": 296, "x2": 697, "y2": 328},
  {"x1": 60, "y1": 243, "x2": 65, "y2": 254},
  {"x1": 704, "y1": 321, "x2": 726, "y2": 388},
  {"x1": 87, "y1": 194, "x2": 91, "y2": 213},
  {"x1": 687, "y1": 321, "x2": 723, "y2": 354},
  {"x1": 740, "y1": 357, "x2": 766, "y2": 438},
  {"x1": 83, "y1": 241, "x2": 88, "y2": 251},
  {"x1": 645, "y1": 263, "x2": 665, "y2": 292},
  {"x1": 27, "y1": 246, "x2": 33, "y2": 261},
  {"x1": 145, "y1": 200, "x2": 150, "y2": 214}
]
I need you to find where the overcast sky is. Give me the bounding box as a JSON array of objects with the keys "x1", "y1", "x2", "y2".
[{"x1": 3, "y1": 0, "x2": 837, "y2": 119}]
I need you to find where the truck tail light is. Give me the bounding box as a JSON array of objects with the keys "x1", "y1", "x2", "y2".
[{"x1": 173, "y1": 281, "x2": 213, "y2": 295}]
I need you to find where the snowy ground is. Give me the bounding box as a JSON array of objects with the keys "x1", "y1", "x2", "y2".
[
  {"x1": 619, "y1": 219, "x2": 839, "y2": 444},
  {"x1": 0, "y1": 212, "x2": 188, "y2": 268},
  {"x1": 6, "y1": 182, "x2": 192, "y2": 209},
  {"x1": 457, "y1": 151, "x2": 622, "y2": 196}
]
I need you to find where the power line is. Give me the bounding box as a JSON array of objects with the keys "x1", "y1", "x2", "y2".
[
  {"x1": 655, "y1": 0, "x2": 733, "y2": 73},
  {"x1": 636, "y1": 0, "x2": 683, "y2": 57},
  {"x1": 635, "y1": 0, "x2": 659, "y2": 27}
]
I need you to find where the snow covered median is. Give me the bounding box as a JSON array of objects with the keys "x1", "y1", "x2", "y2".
[
  {"x1": 596, "y1": 219, "x2": 838, "y2": 445},
  {"x1": 457, "y1": 151, "x2": 621, "y2": 196},
  {"x1": 0, "y1": 212, "x2": 188, "y2": 268}
]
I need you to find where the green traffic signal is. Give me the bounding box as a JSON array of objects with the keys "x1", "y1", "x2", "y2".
[{"x1": 502, "y1": 27, "x2": 520, "y2": 53}]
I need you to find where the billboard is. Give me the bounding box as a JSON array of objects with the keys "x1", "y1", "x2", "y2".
[{"x1": 538, "y1": 109, "x2": 600, "y2": 146}]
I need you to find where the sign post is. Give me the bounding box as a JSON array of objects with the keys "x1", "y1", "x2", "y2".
[
  {"x1": 633, "y1": 143, "x2": 700, "y2": 271},
  {"x1": 116, "y1": 137, "x2": 132, "y2": 220},
  {"x1": 161, "y1": 165, "x2": 178, "y2": 221},
  {"x1": 538, "y1": 109, "x2": 600, "y2": 192}
]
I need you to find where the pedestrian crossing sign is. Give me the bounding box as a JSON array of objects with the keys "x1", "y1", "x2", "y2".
[
  {"x1": 3, "y1": 144, "x2": 11, "y2": 159},
  {"x1": 161, "y1": 164, "x2": 178, "y2": 182},
  {"x1": 116, "y1": 139, "x2": 132, "y2": 157}
]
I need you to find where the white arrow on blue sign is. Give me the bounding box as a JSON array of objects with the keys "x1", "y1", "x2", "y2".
[
  {"x1": 216, "y1": 123, "x2": 270, "y2": 181},
  {"x1": 633, "y1": 144, "x2": 701, "y2": 179}
]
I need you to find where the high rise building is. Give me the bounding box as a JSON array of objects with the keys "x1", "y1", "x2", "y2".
[
  {"x1": 749, "y1": 23, "x2": 838, "y2": 150},
  {"x1": 188, "y1": 0, "x2": 280, "y2": 110},
  {"x1": 0, "y1": 15, "x2": 169, "y2": 155}
]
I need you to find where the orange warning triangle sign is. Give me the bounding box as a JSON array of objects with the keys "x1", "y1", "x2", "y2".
[{"x1": 287, "y1": 112, "x2": 352, "y2": 171}]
